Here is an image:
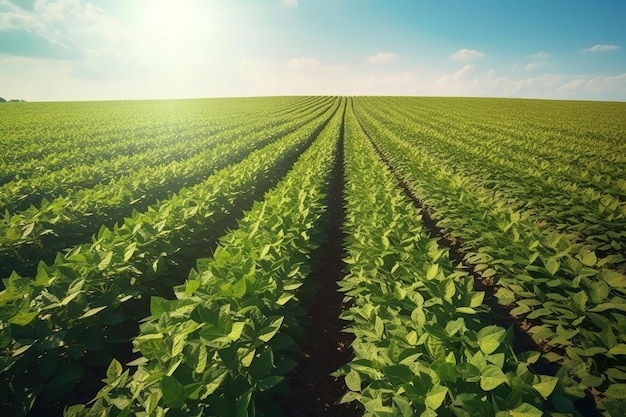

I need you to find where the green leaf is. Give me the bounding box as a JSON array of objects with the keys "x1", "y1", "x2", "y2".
[
  {"x1": 204, "y1": 371, "x2": 227, "y2": 397},
  {"x1": 106, "y1": 359, "x2": 123, "y2": 380},
  {"x1": 572, "y1": 291, "x2": 588, "y2": 310},
  {"x1": 590, "y1": 281, "x2": 610, "y2": 303},
  {"x1": 345, "y1": 369, "x2": 361, "y2": 392},
  {"x1": 8, "y1": 310, "x2": 37, "y2": 326},
  {"x1": 374, "y1": 316, "x2": 384, "y2": 338},
  {"x1": 477, "y1": 326, "x2": 506, "y2": 354},
  {"x1": 98, "y1": 251, "x2": 113, "y2": 270},
  {"x1": 425, "y1": 384, "x2": 448, "y2": 409},
  {"x1": 123, "y1": 242, "x2": 137, "y2": 262},
  {"x1": 495, "y1": 287, "x2": 516, "y2": 305},
  {"x1": 80, "y1": 305, "x2": 107, "y2": 319},
  {"x1": 276, "y1": 292, "x2": 295, "y2": 306},
  {"x1": 339, "y1": 391, "x2": 360, "y2": 404},
  {"x1": 5, "y1": 227, "x2": 20, "y2": 240},
  {"x1": 393, "y1": 396, "x2": 413, "y2": 417},
  {"x1": 126, "y1": 357, "x2": 149, "y2": 367},
  {"x1": 162, "y1": 375, "x2": 185, "y2": 409},
  {"x1": 532, "y1": 376, "x2": 558, "y2": 399},
  {"x1": 232, "y1": 277, "x2": 247, "y2": 299},
  {"x1": 258, "y1": 375, "x2": 283, "y2": 391},
  {"x1": 457, "y1": 362, "x2": 481, "y2": 381},
  {"x1": 249, "y1": 348, "x2": 274, "y2": 380},
  {"x1": 590, "y1": 303, "x2": 626, "y2": 313},
  {"x1": 426, "y1": 263, "x2": 439, "y2": 280},
  {"x1": 545, "y1": 257, "x2": 560, "y2": 275},
  {"x1": 508, "y1": 403, "x2": 543, "y2": 417},
  {"x1": 482, "y1": 268, "x2": 497, "y2": 278},
  {"x1": 258, "y1": 316, "x2": 283, "y2": 342},
  {"x1": 510, "y1": 304, "x2": 531, "y2": 316},
  {"x1": 235, "y1": 389, "x2": 252, "y2": 417},
  {"x1": 604, "y1": 270, "x2": 626, "y2": 288},
  {"x1": 603, "y1": 398, "x2": 626, "y2": 417},
  {"x1": 480, "y1": 365, "x2": 507, "y2": 391},
  {"x1": 185, "y1": 280, "x2": 200, "y2": 296},
  {"x1": 581, "y1": 251, "x2": 597, "y2": 267},
  {"x1": 218, "y1": 347, "x2": 239, "y2": 370},
  {"x1": 21, "y1": 222, "x2": 35, "y2": 238},
  {"x1": 609, "y1": 344, "x2": 626, "y2": 355},
  {"x1": 605, "y1": 384, "x2": 626, "y2": 399},
  {"x1": 150, "y1": 296, "x2": 169, "y2": 316},
  {"x1": 469, "y1": 292, "x2": 485, "y2": 308}
]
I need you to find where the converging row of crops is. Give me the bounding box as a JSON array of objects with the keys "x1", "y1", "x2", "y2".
[{"x1": 1, "y1": 96, "x2": 624, "y2": 417}]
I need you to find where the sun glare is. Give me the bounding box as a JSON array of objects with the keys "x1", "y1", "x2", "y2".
[{"x1": 135, "y1": 0, "x2": 213, "y2": 62}]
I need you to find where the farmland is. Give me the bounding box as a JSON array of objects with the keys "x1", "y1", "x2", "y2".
[{"x1": 1, "y1": 96, "x2": 625, "y2": 417}]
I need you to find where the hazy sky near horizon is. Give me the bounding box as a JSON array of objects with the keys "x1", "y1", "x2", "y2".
[{"x1": 0, "y1": 0, "x2": 625, "y2": 102}]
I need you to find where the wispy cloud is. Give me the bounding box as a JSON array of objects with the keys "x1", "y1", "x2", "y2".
[
  {"x1": 583, "y1": 73, "x2": 626, "y2": 94},
  {"x1": 559, "y1": 73, "x2": 626, "y2": 95},
  {"x1": 558, "y1": 79, "x2": 586, "y2": 92},
  {"x1": 531, "y1": 51, "x2": 550, "y2": 59},
  {"x1": 583, "y1": 44, "x2": 620, "y2": 52},
  {"x1": 0, "y1": 29, "x2": 81, "y2": 60},
  {"x1": 450, "y1": 48, "x2": 485, "y2": 61},
  {"x1": 281, "y1": 0, "x2": 299, "y2": 8},
  {"x1": 368, "y1": 52, "x2": 398, "y2": 63},
  {"x1": 524, "y1": 61, "x2": 546, "y2": 71}
]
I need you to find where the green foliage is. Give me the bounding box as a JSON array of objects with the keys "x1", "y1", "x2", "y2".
[
  {"x1": 1, "y1": 96, "x2": 624, "y2": 416},
  {"x1": 336, "y1": 102, "x2": 572, "y2": 416},
  {"x1": 353, "y1": 96, "x2": 625, "y2": 415},
  {"x1": 0, "y1": 97, "x2": 336, "y2": 278},
  {"x1": 0, "y1": 97, "x2": 340, "y2": 415},
  {"x1": 64, "y1": 98, "x2": 345, "y2": 415}
]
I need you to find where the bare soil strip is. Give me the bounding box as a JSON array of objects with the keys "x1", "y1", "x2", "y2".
[{"x1": 279, "y1": 103, "x2": 359, "y2": 417}]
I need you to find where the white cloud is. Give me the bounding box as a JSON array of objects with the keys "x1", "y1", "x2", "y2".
[
  {"x1": 531, "y1": 51, "x2": 550, "y2": 59},
  {"x1": 584, "y1": 73, "x2": 626, "y2": 94},
  {"x1": 368, "y1": 52, "x2": 398, "y2": 63},
  {"x1": 524, "y1": 61, "x2": 546, "y2": 71},
  {"x1": 450, "y1": 48, "x2": 485, "y2": 61},
  {"x1": 583, "y1": 44, "x2": 620, "y2": 52},
  {"x1": 453, "y1": 64, "x2": 475, "y2": 79},
  {"x1": 558, "y1": 73, "x2": 626, "y2": 96},
  {"x1": 558, "y1": 79, "x2": 586, "y2": 92},
  {"x1": 281, "y1": 0, "x2": 299, "y2": 8}
]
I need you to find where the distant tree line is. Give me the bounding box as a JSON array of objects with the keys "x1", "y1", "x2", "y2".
[{"x1": 0, "y1": 97, "x2": 27, "y2": 102}]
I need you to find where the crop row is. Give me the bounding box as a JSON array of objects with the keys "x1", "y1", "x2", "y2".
[
  {"x1": 335, "y1": 101, "x2": 566, "y2": 417},
  {"x1": 65, "y1": 98, "x2": 345, "y2": 417},
  {"x1": 0, "y1": 97, "x2": 335, "y2": 280},
  {"x1": 0, "y1": 98, "x2": 341, "y2": 416},
  {"x1": 358, "y1": 98, "x2": 625, "y2": 260},
  {"x1": 400, "y1": 97, "x2": 626, "y2": 188},
  {"x1": 353, "y1": 98, "x2": 626, "y2": 416},
  {"x1": 1, "y1": 96, "x2": 623, "y2": 416},
  {"x1": 0, "y1": 97, "x2": 317, "y2": 171},
  {"x1": 0, "y1": 97, "x2": 334, "y2": 213}
]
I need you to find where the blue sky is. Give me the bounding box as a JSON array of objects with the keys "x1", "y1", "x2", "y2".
[{"x1": 0, "y1": 0, "x2": 624, "y2": 101}]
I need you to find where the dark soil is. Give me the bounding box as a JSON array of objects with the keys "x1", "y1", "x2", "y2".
[{"x1": 279, "y1": 103, "x2": 359, "y2": 417}]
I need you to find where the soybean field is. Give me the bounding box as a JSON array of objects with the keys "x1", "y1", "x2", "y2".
[{"x1": 1, "y1": 96, "x2": 625, "y2": 417}]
